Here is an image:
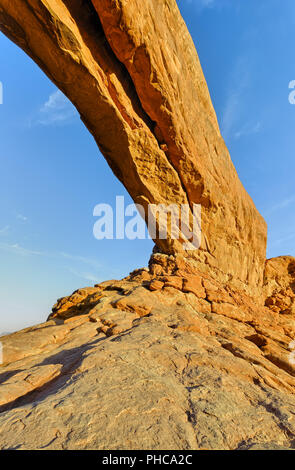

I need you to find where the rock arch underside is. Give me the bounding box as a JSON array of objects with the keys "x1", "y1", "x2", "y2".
[{"x1": 1, "y1": 0, "x2": 295, "y2": 450}]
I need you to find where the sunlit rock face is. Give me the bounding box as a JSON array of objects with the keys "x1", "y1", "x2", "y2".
[
  {"x1": 1, "y1": 266, "x2": 295, "y2": 450},
  {"x1": 2, "y1": 0, "x2": 294, "y2": 451},
  {"x1": 0, "y1": 0, "x2": 267, "y2": 295}
]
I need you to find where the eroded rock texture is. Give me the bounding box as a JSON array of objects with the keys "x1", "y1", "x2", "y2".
[
  {"x1": 1, "y1": 262, "x2": 295, "y2": 450},
  {"x1": 0, "y1": 0, "x2": 292, "y2": 451},
  {"x1": 0, "y1": 0, "x2": 266, "y2": 292}
]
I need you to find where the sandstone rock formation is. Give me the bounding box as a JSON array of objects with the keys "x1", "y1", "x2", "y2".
[
  {"x1": 264, "y1": 256, "x2": 295, "y2": 316},
  {"x1": 0, "y1": 0, "x2": 293, "y2": 451},
  {"x1": 1, "y1": 261, "x2": 295, "y2": 450},
  {"x1": 0, "y1": 0, "x2": 267, "y2": 294}
]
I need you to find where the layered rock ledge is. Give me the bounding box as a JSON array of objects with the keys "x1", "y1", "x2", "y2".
[{"x1": 0, "y1": 257, "x2": 295, "y2": 450}]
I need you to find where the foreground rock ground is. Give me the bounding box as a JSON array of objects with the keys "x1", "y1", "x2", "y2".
[{"x1": 1, "y1": 255, "x2": 295, "y2": 450}]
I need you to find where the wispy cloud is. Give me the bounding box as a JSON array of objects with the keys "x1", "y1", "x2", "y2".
[
  {"x1": 0, "y1": 226, "x2": 10, "y2": 235},
  {"x1": 220, "y1": 55, "x2": 262, "y2": 142},
  {"x1": 29, "y1": 90, "x2": 78, "y2": 127},
  {"x1": 184, "y1": 0, "x2": 229, "y2": 12},
  {"x1": 265, "y1": 195, "x2": 295, "y2": 217},
  {"x1": 59, "y1": 252, "x2": 102, "y2": 270},
  {"x1": 67, "y1": 268, "x2": 103, "y2": 284},
  {"x1": 0, "y1": 241, "x2": 110, "y2": 284},
  {"x1": 0, "y1": 242, "x2": 44, "y2": 256},
  {"x1": 199, "y1": 0, "x2": 215, "y2": 7},
  {"x1": 16, "y1": 214, "x2": 28, "y2": 222},
  {"x1": 0, "y1": 242, "x2": 101, "y2": 269},
  {"x1": 271, "y1": 232, "x2": 295, "y2": 247},
  {"x1": 234, "y1": 121, "x2": 262, "y2": 140},
  {"x1": 185, "y1": 0, "x2": 215, "y2": 9},
  {"x1": 221, "y1": 57, "x2": 250, "y2": 140}
]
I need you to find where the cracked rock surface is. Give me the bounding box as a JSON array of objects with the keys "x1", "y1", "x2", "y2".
[
  {"x1": 0, "y1": 0, "x2": 293, "y2": 451},
  {"x1": 1, "y1": 256, "x2": 295, "y2": 450}
]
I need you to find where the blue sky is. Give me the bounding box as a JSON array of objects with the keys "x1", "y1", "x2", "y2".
[{"x1": 0, "y1": 0, "x2": 295, "y2": 332}]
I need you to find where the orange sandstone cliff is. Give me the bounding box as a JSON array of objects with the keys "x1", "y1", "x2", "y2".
[{"x1": 0, "y1": 0, "x2": 267, "y2": 293}]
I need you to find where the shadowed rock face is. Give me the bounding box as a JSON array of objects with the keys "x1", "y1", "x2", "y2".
[{"x1": 0, "y1": 0, "x2": 266, "y2": 292}]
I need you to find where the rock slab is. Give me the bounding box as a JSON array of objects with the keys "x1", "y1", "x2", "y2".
[{"x1": 0, "y1": 262, "x2": 295, "y2": 450}]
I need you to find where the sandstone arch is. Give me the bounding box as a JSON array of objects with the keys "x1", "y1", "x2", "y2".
[
  {"x1": 3, "y1": 3, "x2": 295, "y2": 451},
  {"x1": 0, "y1": 0, "x2": 267, "y2": 294}
]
